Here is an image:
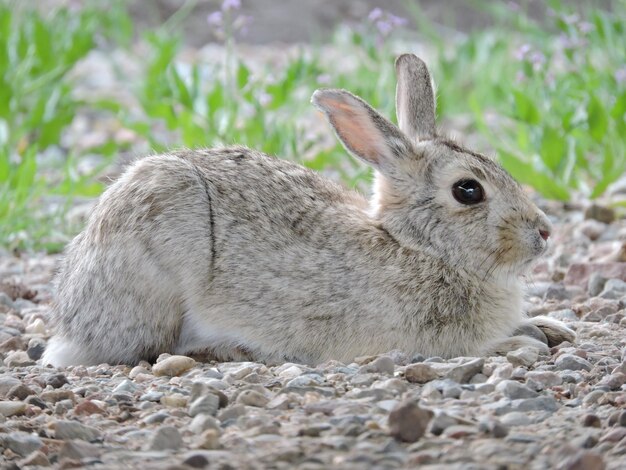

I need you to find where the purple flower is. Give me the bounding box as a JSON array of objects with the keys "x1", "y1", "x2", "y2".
[
  {"x1": 578, "y1": 21, "x2": 594, "y2": 34},
  {"x1": 514, "y1": 44, "x2": 531, "y2": 61},
  {"x1": 616, "y1": 68, "x2": 626, "y2": 84},
  {"x1": 222, "y1": 0, "x2": 241, "y2": 11},
  {"x1": 529, "y1": 51, "x2": 546, "y2": 72},
  {"x1": 368, "y1": 8, "x2": 383, "y2": 21},
  {"x1": 207, "y1": 11, "x2": 223, "y2": 26},
  {"x1": 367, "y1": 8, "x2": 408, "y2": 39}
]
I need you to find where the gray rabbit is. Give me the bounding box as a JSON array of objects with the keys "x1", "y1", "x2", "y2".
[{"x1": 43, "y1": 54, "x2": 574, "y2": 367}]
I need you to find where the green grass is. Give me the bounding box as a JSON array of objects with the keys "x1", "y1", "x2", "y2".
[{"x1": 0, "y1": 0, "x2": 624, "y2": 252}]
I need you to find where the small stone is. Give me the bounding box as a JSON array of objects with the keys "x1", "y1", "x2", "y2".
[
  {"x1": 188, "y1": 414, "x2": 221, "y2": 434},
  {"x1": 525, "y1": 371, "x2": 562, "y2": 391},
  {"x1": 129, "y1": 365, "x2": 149, "y2": 379},
  {"x1": 480, "y1": 419, "x2": 509, "y2": 438},
  {"x1": 445, "y1": 358, "x2": 484, "y2": 383},
  {"x1": 608, "y1": 410, "x2": 626, "y2": 427},
  {"x1": 429, "y1": 412, "x2": 461, "y2": 436},
  {"x1": 160, "y1": 393, "x2": 188, "y2": 408},
  {"x1": 496, "y1": 380, "x2": 539, "y2": 399},
  {"x1": 548, "y1": 309, "x2": 579, "y2": 321},
  {"x1": 112, "y1": 379, "x2": 137, "y2": 394},
  {"x1": 25, "y1": 318, "x2": 46, "y2": 335},
  {"x1": 555, "y1": 354, "x2": 593, "y2": 371},
  {"x1": 266, "y1": 394, "x2": 293, "y2": 410},
  {"x1": 286, "y1": 374, "x2": 324, "y2": 387},
  {"x1": 278, "y1": 365, "x2": 303, "y2": 379},
  {"x1": 184, "y1": 452, "x2": 211, "y2": 467},
  {"x1": 236, "y1": 390, "x2": 269, "y2": 407},
  {"x1": 565, "y1": 262, "x2": 626, "y2": 288},
  {"x1": 26, "y1": 338, "x2": 45, "y2": 361},
  {"x1": 599, "y1": 372, "x2": 626, "y2": 390},
  {"x1": 4, "y1": 351, "x2": 35, "y2": 367},
  {"x1": 20, "y1": 450, "x2": 50, "y2": 467},
  {"x1": 388, "y1": 400, "x2": 433, "y2": 443},
  {"x1": 0, "y1": 400, "x2": 27, "y2": 416},
  {"x1": 217, "y1": 404, "x2": 247, "y2": 422},
  {"x1": 507, "y1": 347, "x2": 540, "y2": 367},
  {"x1": 54, "y1": 420, "x2": 102, "y2": 441},
  {"x1": 600, "y1": 427, "x2": 626, "y2": 443},
  {"x1": 0, "y1": 375, "x2": 21, "y2": 398},
  {"x1": 560, "y1": 450, "x2": 605, "y2": 470},
  {"x1": 358, "y1": 356, "x2": 395, "y2": 375},
  {"x1": 140, "y1": 391, "x2": 164, "y2": 402},
  {"x1": 582, "y1": 414, "x2": 602, "y2": 428},
  {"x1": 599, "y1": 279, "x2": 626, "y2": 300},
  {"x1": 152, "y1": 355, "x2": 196, "y2": 377},
  {"x1": 500, "y1": 412, "x2": 532, "y2": 427},
  {"x1": 7, "y1": 383, "x2": 35, "y2": 400},
  {"x1": 588, "y1": 273, "x2": 608, "y2": 297},
  {"x1": 1, "y1": 432, "x2": 43, "y2": 456},
  {"x1": 405, "y1": 363, "x2": 438, "y2": 384},
  {"x1": 40, "y1": 389, "x2": 75, "y2": 404},
  {"x1": 443, "y1": 424, "x2": 478, "y2": 439},
  {"x1": 0, "y1": 292, "x2": 15, "y2": 309},
  {"x1": 58, "y1": 440, "x2": 102, "y2": 461},
  {"x1": 189, "y1": 394, "x2": 219, "y2": 417},
  {"x1": 494, "y1": 396, "x2": 559, "y2": 415},
  {"x1": 585, "y1": 203, "x2": 615, "y2": 224},
  {"x1": 583, "y1": 390, "x2": 606, "y2": 407},
  {"x1": 149, "y1": 425, "x2": 183, "y2": 451},
  {"x1": 73, "y1": 400, "x2": 106, "y2": 416},
  {"x1": 544, "y1": 284, "x2": 571, "y2": 301},
  {"x1": 46, "y1": 373, "x2": 69, "y2": 389},
  {"x1": 196, "y1": 429, "x2": 220, "y2": 450}
]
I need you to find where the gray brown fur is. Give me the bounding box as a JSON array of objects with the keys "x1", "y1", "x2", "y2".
[{"x1": 43, "y1": 54, "x2": 574, "y2": 367}]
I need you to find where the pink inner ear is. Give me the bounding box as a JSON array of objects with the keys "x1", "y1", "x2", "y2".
[{"x1": 322, "y1": 97, "x2": 384, "y2": 165}]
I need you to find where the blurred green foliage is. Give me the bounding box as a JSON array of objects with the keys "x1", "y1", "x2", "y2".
[{"x1": 0, "y1": 0, "x2": 624, "y2": 252}]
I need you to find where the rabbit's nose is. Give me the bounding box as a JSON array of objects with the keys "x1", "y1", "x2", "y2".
[{"x1": 539, "y1": 229, "x2": 550, "y2": 241}]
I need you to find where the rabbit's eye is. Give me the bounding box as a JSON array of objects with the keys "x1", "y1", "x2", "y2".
[{"x1": 452, "y1": 179, "x2": 484, "y2": 205}]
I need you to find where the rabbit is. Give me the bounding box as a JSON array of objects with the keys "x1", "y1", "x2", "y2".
[{"x1": 42, "y1": 53, "x2": 575, "y2": 367}]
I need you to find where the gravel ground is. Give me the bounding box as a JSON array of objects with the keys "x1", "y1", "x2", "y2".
[{"x1": 1, "y1": 195, "x2": 625, "y2": 469}]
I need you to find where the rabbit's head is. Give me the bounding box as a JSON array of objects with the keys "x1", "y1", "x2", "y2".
[{"x1": 312, "y1": 54, "x2": 552, "y2": 281}]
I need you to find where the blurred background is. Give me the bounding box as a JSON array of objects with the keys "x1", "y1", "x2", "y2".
[{"x1": 1, "y1": 0, "x2": 624, "y2": 251}]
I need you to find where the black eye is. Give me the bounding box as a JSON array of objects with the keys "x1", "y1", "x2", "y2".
[{"x1": 452, "y1": 179, "x2": 484, "y2": 205}]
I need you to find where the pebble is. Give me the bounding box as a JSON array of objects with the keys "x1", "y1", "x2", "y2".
[
  {"x1": 54, "y1": 420, "x2": 102, "y2": 441},
  {"x1": 46, "y1": 373, "x2": 69, "y2": 389},
  {"x1": 236, "y1": 390, "x2": 269, "y2": 407},
  {"x1": 1, "y1": 432, "x2": 43, "y2": 456},
  {"x1": 152, "y1": 355, "x2": 196, "y2": 377},
  {"x1": 582, "y1": 414, "x2": 602, "y2": 428},
  {"x1": 493, "y1": 396, "x2": 559, "y2": 415},
  {"x1": 555, "y1": 354, "x2": 593, "y2": 371},
  {"x1": 507, "y1": 347, "x2": 540, "y2": 367},
  {"x1": 525, "y1": 371, "x2": 562, "y2": 391},
  {"x1": 358, "y1": 356, "x2": 395, "y2": 375},
  {"x1": 404, "y1": 363, "x2": 438, "y2": 384},
  {"x1": 58, "y1": 439, "x2": 102, "y2": 461},
  {"x1": 0, "y1": 400, "x2": 27, "y2": 416},
  {"x1": 548, "y1": 309, "x2": 579, "y2": 321},
  {"x1": 584, "y1": 203, "x2": 615, "y2": 224},
  {"x1": 599, "y1": 278, "x2": 626, "y2": 300},
  {"x1": 496, "y1": 380, "x2": 539, "y2": 399},
  {"x1": 149, "y1": 425, "x2": 183, "y2": 450},
  {"x1": 3, "y1": 351, "x2": 35, "y2": 367},
  {"x1": 388, "y1": 401, "x2": 433, "y2": 443},
  {"x1": 445, "y1": 358, "x2": 484, "y2": 383},
  {"x1": 189, "y1": 394, "x2": 219, "y2": 417},
  {"x1": 560, "y1": 450, "x2": 605, "y2": 470}
]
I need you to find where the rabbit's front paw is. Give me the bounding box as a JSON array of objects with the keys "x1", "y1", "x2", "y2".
[
  {"x1": 527, "y1": 316, "x2": 576, "y2": 347},
  {"x1": 483, "y1": 335, "x2": 550, "y2": 357}
]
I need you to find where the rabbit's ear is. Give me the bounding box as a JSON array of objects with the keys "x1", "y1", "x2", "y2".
[
  {"x1": 311, "y1": 89, "x2": 413, "y2": 170},
  {"x1": 395, "y1": 54, "x2": 436, "y2": 140}
]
